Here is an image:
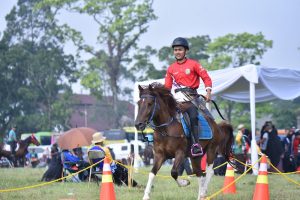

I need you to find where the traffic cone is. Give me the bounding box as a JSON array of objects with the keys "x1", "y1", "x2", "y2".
[
  {"x1": 100, "y1": 157, "x2": 116, "y2": 200},
  {"x1": 253, "y1": 155, "x2": 269, "y2": 200},
  {"x1": 201, "y1": 153, "x2": 207, "y2": 172},
  {"x1": 223, "y1": 162, "x2": 236, "y2": 194}
]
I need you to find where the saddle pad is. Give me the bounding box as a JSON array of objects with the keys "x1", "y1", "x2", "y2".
[
  {"x1": 197, "y1": 113, "x2": 212, "y2": 139},
  {"x1": 180, "y1": 113, "x2": 212, "y2": 140},
  {"x1": 3, "y1": 144, "x2": 20, "y2": 152}
]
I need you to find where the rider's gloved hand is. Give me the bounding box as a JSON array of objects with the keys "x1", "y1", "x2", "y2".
[{"x1": 205, "y1": 89, "x2": 211, "y2": 102}]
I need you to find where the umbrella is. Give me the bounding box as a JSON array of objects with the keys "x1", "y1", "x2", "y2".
[{"x1": 57, "y1": 127, "x2": 97, "y2": 149}]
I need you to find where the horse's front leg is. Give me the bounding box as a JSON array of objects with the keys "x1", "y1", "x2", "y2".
[
  {"x1": 192, "y1": 150, "x2": 215, "y2": 200},
  {"x1": 190, "y1": 156, "x2": 206, "y2": 200},
  {"x1": 143, "y1": 153, "x2": 166, "y2": 200},
  {"x1": 172, "y1": 150, "x2": 190, "y2": 187}
]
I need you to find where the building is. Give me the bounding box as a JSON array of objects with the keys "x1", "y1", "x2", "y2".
[{"x1": 70, "y1": 94, "x2": 134, "y2": 130}]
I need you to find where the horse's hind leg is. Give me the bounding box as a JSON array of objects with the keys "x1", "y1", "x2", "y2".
[
  {"x1": 172, "y1": 150, "x2": 190, "y2": 187},
  {"x1": 143, "y1": 153, "x2": 165, "y2": 200}
]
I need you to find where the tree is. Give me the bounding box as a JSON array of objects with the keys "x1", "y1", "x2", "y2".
[
  {"x1": 130, "y1": 45, "x2": 166, "y2": 81},
  {"x1": 143, "y1": 35, "x2": 211, "y2": 80},
  {"x1": 158, "y1": 35, "x2": 211, "y2": 68},
  {"x1": 39, "y1": 0, "x2": 157, "y2": 127},
  {"x1": 0, "y1": 0, "x2": 77, "y2": 135},
  {"x1": 206, "y1": 32, "x2": 273, "y2": 124},
  {"x1": 207, "y1": 32, "x2": 273, "y2": 69}
]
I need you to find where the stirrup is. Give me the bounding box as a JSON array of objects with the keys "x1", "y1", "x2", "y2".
[{"x1": 191, "y1": 143, "x2": 203, "y2": 157}]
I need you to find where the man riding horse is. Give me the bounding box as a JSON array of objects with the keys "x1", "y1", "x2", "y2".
[
  {"x1": 164, "y1": 37, "x2": 213, "y2": 157},
  {"x1": 7, "y1": 126, "x2": 18, "y2": 156}
]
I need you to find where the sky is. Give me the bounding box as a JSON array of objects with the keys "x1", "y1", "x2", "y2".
[{"x1": 1, "y1": 0, "x2": 300, "y2": 93}]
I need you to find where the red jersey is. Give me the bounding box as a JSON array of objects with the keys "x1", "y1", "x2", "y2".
[
  {"x1": 164, "y1": 58, "x2": 212, "y2": 90},
  {"x1": 293, "y1": 136, "x2": 300, "y2": 154}
]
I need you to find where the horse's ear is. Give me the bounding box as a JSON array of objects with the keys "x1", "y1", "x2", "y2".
[
  {"x1": 149, "y1": 84, "x2": 153, "y2": 91},
  {"x1": 138, "y1": 85, "x2": 143, "y2": 92}
]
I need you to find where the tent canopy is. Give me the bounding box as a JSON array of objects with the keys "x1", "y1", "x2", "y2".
[
  {"x1": 133, "y1": 64, "x2": 300, "y2": 173},
  {"x1": 134, "y1": 64, "x2": 300, "y2": 103}
]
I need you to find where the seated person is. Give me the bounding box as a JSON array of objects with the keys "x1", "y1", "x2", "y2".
[
  {"x1": 62, "y1": 148, "x2": 90, "y2": 181},
  {"x1": 41, "y1": 143, "x2": 63, "y2": 181},
  {"x1": 88, "y1": 132, "x2": 139, "y2": 187},
  {"x1": 29, "y1": 149, "x2": 39, "y2": 168}
]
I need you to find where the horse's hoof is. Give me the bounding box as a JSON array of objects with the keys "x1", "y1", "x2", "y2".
[
  {"x1": 176, "y1": 178, "x2": 190, "y2": 187},
  {"x1": 142, "y1": 194, "x2": 150, "y2": 200}
]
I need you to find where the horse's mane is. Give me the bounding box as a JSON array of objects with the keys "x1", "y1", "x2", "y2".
[
  {"x1": 140, "y1": 82, "x2": 178, "y2": 117},
  {"x1": 20, "y1": 136, "x2": 31, "y2": 145}
]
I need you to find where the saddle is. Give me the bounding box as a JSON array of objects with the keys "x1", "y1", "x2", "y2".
[
  {"x1": 174, "y1": 88, "x2": 215, "y2": 140},
  {"x1": 3, "y1": 143, "x2": 19, "y2": 152},
  {"x1": 179, "y1": 111, "x2": 213, "y2": 140}
]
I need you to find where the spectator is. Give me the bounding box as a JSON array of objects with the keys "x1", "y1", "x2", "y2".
[
  {"x1": 260, "y1": 121, "x2": 283, "y2": 172},
  {"x1": 259, "y1": 123, "x2": 271, "y2": 154},
  {"x1": 62, "y1": 149, "x2": 90, "y2": 181},
  {"x1": 178, "y1": 157, "x2": 193, "y2": 176},
  {"x1": 282, "y1": 128, "x2": 296, "y2": 172},
  {"x1": 213, "y1": 155, "x2": 227, "y2": 176},
  {"x1": 29, "y1": 149, "x2": 39, "y2": 168},
  {"x1": 234, "y1": 124, "x2": 251, "y2": 173},
  {"x1": 37, "y1": 154, "x2": 48, "y2": 168},
  {"x1": 41, "y1": 143, "x2": 63, "y2": 181},
  {"x1": 88, "y1": 132, "x2": 139, "y2": 187},
  {"x1": 292, "y1": 129, "x2": 300, "y2": 168},
  {"x1": 73, "y1": 147, "x2": 84, "y2": 160}
]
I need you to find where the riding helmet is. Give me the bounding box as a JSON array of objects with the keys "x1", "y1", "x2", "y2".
[{"x1": 171, "y1": 37, "x2": 189, "y2": 50}]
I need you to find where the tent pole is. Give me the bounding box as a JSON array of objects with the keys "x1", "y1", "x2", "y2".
[
  {"x1": 133, "y1": 84, "x2": 140, "y2": 169},
  {"x1": 250, "y1": 82, "x2": 259, "y2": 175}
]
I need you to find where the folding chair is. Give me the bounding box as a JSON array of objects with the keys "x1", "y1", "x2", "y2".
[
  {"x1": 87, "y1": 146, "x2": 106, "y2": 183},
  {"x1": 61, "y1": 151, "x2": 81, "y2": 182}
]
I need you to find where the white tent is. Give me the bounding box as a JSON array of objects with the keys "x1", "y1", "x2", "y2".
[{"x1": 133, "y1": 64, "x2": 300, "y2": 173}]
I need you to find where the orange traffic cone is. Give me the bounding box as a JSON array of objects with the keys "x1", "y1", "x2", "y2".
[
  {"x1": 201, "y1": 153, "x2": 207, "y2": 172},
  {"x1": 253, "y1": 155, "x2": 269, "y2": 200},
  {"x1": 100, "y1": 157, "x2": 116, "y2": 200},
  {"x1": 223, "y1": 162, "x2": 236, "y2": 194}
]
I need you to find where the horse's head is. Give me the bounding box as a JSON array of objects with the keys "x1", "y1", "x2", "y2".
[
  {"x1": 30, "y1": 134, "x2": 40, "y2": 146},
  {"x1": 135, "y1": 84, "x2": 157, "y2": 131}
]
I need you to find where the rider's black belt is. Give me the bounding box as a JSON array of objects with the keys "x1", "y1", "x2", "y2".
[{"x1": 174, "y1": 87, "x2": 198, "y2": 94}]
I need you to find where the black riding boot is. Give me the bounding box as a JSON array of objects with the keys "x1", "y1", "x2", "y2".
[{"x1": 191, "y1": 125, "x2": 203, "y2": 157}]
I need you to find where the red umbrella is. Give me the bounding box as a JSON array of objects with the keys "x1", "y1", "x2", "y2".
[{"x1": 57, "y1": 127, "x2": 97, "y2": 149}]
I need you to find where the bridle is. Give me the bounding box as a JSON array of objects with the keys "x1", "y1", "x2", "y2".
[
  {"x1": 140, "y1": 94, "x2": 174, "y2": 129},
  {"x1": 30, "y1": 134, "x2": 39, "y2": 146}
]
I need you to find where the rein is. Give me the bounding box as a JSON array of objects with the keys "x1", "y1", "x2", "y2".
[
  {"x1": 172, "y1": 82, "x2": 226, "y2": 120},
  {"x1": 199, "y1": 94, "x2": 226, "y2": 120}
]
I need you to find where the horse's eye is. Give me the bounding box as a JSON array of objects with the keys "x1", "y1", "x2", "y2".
[{"x1": 147, "y1": 101, "x2": 154, "y2": 106}]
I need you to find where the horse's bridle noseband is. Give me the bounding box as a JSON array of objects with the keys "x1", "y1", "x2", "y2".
[{"x1": 140, "y1": 94, "x2": 174, "y2": 129}]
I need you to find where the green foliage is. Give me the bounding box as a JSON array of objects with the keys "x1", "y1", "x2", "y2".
[
  {"x1": 208, "y1": 32, "x2": 273, "y2": 68},
  {"x1": 39, "y1": 0, "x2": 157, "y2": 126},
  {"x1": 0, "y1": 167, "x2": 300, "y2": 199},
  {"x1": 0, "y1": 0, "x2": 77, "y2": 135},
  {"x1": 158, "y1": 35, "x2": 211, "y2": 67},
  {"x1": 130, "y1": 45, "x2": 166, "y2": 81},
  {"x1": 269, "y1": 100, "x2": 298, "y2": 128},
  {"x1": 152, "y1": 35, "x2": 211, "y2": 79}
]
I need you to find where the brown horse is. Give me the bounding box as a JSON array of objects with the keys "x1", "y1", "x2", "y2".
[
  {"x1": 135, "y1": 83, "x2": 234, "y2": 200},
  {"x1": 0, "y1": 134, "x2": 40, "y2": 167}
]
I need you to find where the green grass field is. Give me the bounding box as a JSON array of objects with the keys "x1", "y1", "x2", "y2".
[{"x1": 0, "y1": 166, "x2": 299, "y2": 200}]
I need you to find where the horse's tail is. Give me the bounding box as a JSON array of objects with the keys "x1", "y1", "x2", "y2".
[{"x1": 218, "y1": 121, "x2": 234, "y2": 165}]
